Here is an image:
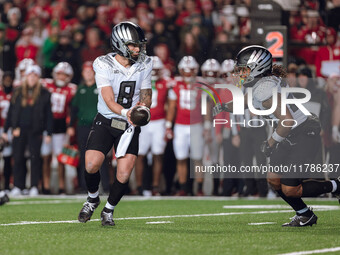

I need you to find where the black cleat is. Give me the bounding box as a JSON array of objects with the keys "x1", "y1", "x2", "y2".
[
  {"x1": 282, "y1": 213, "x2": 318, "y2": 227},
  {"x1": 78, "y1": 197, "x2": 100, "y2": 223},
  {"x1": 0, "y1": 192, "x2": 9, "y2": 206},
  {"x1": 101, "y1": 209, "x2": 115, "y2": 226}
]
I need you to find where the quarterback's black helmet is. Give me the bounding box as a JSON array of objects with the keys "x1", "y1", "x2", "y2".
[
  {"x1": 234, "y1": 45, "x2": 272, "y2": 87},
  {"x1": 111, "y1": 21, "x2": 147, "y2": 63}
]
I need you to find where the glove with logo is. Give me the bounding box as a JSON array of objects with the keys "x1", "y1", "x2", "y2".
[
  {"x1": 213, "y1": 103, "x2": 230, "y2": 116},
  {"x1": 212, "y1": 103, "x2": 223, "y2": 116}
]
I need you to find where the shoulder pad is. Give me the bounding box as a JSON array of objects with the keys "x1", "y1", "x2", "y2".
[
  {"x1": 144, "y1": 56, "x2": 152, "y2": 66},
  {"x1": 144, "y1": 56, "x2": 153, "y2": 71},
  {"x1": 93, "y1": 54, "x2": 116, "y2": 78},
  {"x1": 252, "y1": 76, "x2": 281, "y2": 102}
]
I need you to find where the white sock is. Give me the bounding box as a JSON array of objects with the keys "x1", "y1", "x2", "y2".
[
  {"x1": 331, "y1": 180, "x2": 337, "y2": 193},
  {"x1": 88, "y1": 190, "x2": 99, "y2": 199},
  {"x1": 105, "y1": 201, "x2": 115, "y2": 211},
  {"x1": 296, "y1": 207, "x2": 309, "y2": 214}
]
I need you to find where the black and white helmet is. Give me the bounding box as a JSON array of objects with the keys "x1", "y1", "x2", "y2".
[
  {"x1": 234, "y1": 45, "x2": 272, "y2": 87},
  {"x1": 111, "y1": 21, "x2": 147, "y2": 63}
]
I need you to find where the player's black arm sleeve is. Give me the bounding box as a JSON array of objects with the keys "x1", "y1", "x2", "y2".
[{"x1": 140, "y1": 88, "x2": 152, "y2": 108}]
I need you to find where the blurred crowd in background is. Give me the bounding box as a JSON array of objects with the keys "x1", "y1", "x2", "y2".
[{"x1": 0, "y1": 0, "x2": 339, "y2": 197}]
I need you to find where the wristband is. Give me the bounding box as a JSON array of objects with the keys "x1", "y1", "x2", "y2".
[
  {"x1": 165, "y1": 121, "x2": 172, "y2": 129},
  {"x1": 121, "y1": 108, "x2": 129, "y2": 117},
  {"x1": 271, "y1": 131, "x2": 285, "y2": 143}
]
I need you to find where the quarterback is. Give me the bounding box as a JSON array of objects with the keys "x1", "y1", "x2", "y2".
[{"x1": 78, "y1": 21, "x2": 152, "y2": 226}]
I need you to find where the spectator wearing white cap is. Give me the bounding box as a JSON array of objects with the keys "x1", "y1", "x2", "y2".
[{"x1": 2, "y1": 65, "x2": 53, "y2": 196}]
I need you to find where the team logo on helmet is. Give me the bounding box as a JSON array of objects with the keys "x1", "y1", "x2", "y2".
[
  {"x1": 111, "y1": 21, "x2": 147, "y2": 64},
  {"x1": 234, "y1": 45, "x2": 272, "y2": 87}
]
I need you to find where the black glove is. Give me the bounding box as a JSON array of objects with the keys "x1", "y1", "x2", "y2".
[
  {"x1": 261, "y1": 140, "x2": 276, "y2": 157},
  {"x1": 213, "y1": 103, "x2": 230, "y2": 116}
]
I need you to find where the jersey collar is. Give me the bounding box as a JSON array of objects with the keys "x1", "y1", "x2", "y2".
[{"x1": 112, "y1": 55, "x2": 138, "y2": 78}]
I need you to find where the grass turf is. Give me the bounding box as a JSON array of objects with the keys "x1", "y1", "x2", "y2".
[{"x1": 0, "y1": 197, "x2": 340, "y2": 255}]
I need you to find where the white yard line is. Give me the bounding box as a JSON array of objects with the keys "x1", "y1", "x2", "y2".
[
  {"x1": 146, "y1": 221, "x2": 173, "y2": 224},
  {"x1": 2, "y1": 208, "x2": 338, "y2": 227},
  {"x1": 7, "y1": 200, "x2": 84, "y2": 205},
  {"x1": 278, "y1": 247, "x2": 340, "y2": 255},
  {"x1": 2, "y1": 203, "x2": 339, "y2": 227},
  {"x1": 0, "y1": 209, "x2": 292, "y2": 226},
  {"x1": 248, "y1": 222, "x2": 277, "y2": 225},
  {"x1": 223, "y1": 205, "x2": 340, "y2": 210}
]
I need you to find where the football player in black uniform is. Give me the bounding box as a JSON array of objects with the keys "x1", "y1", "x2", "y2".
[{"x1": 214, "y1": 45, "x2": 340, "y2": 227}]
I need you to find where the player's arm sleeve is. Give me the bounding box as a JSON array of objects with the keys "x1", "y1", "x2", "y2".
[{"x1": 93, "y1": 57, "x2": 112, "y2": 88}]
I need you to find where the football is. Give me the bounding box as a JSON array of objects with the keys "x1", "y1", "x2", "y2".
[{"x1": 130, "y1": 105, "x2": 151, "y2": 126}]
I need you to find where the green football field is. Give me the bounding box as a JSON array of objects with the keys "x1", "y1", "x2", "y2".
[{"x1": 1, "y1": 196, "x2": 340, "y2": 255}]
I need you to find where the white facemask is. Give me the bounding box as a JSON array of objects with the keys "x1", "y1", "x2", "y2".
[{"x1": 56, "y1": 80, "x2": 66, "y2": 87}]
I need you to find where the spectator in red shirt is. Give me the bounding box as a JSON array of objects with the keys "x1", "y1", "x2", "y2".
[
  {"x1": 108, "y1": 0, "x2": 133, "y2": 24},
  {"x1": 292, "y1": 10, "x2": 327, "y2": 65},
  {"x1": 154, "y1": 43, "x2": 176, "y2": 77},
  {"x1": 111, "y1": 8, "x2": 127, "y2": 26},
  {"x1": 80, "y1": 27, "x2": 107, "y2": 63},
  {"x1": 175, "y1": 0, "x2": 201, "y2": 27},
  {"x1": 94, "y1": 6, "x2": 111, "y2": 40},
  {"x1": 26, "y1": 0, "x2": 52, "y2": 25},
  {"x1": 315, "y1": 27, "x2": 340, "y2": 78},
  {"x1": 15, "y1": 26, "x2": 39, "y2": 64}
]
